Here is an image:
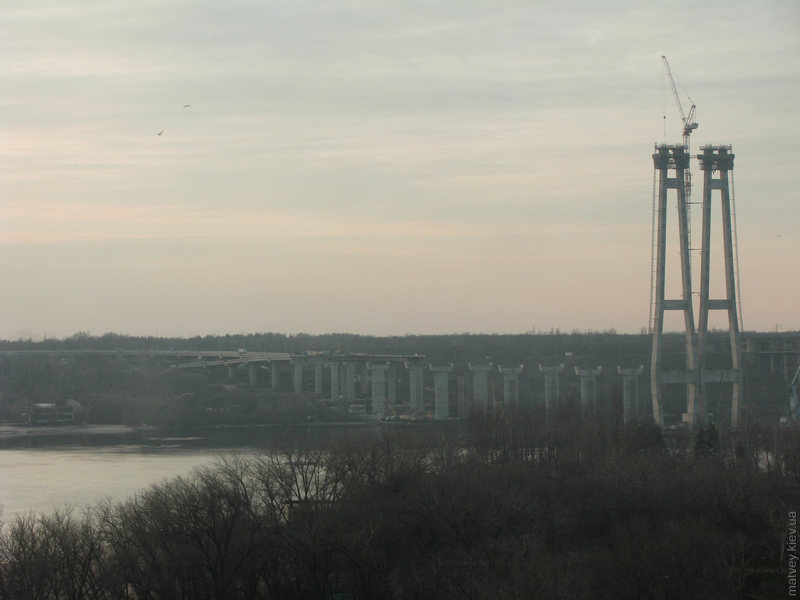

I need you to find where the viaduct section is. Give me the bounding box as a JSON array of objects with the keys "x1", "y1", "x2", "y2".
[
  {"x1": 5, "y1": 332, "x2": 798, "y2": 425},
  {"x1": 154, "y1": 350, "x2": 646, "y2": 423}
]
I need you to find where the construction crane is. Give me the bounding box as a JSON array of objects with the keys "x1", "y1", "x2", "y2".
[
  {"x1": 662, "y1": 55, "x2": 698, "y2": 198},
  {"x1": 662, "y1": 55, "x2": 699, "y2": 146},
  {"x1": 662, "y1": 54, "x2": 699, "y2": 269}
]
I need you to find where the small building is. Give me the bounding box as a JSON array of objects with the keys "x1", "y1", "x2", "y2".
[{"x1": 27, "y1": 402, "x2": 76, "y2": 425}]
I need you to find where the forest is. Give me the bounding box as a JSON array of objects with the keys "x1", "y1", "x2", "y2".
[{"x1": 1, "y1": 411, "x2": 798, "y2": 599}]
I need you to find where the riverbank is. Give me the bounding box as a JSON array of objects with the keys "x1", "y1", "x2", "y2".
[
  {"x1": 0, "y1": 423, "x2": 149, "y2": 449},
  {"x1": 0, "y1": 420, "x2": 384, "y2": 450},
  {"x1": 0, "y1": 423, "x2": 141, "y2": 439}
]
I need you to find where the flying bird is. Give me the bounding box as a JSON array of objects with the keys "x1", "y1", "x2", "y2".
[
  {"x1": 157, "y1": 130, "x2": 164, "y2": 135},
  {"x1": 183, "y1": 104, "x2": 191, "y2": 108}
]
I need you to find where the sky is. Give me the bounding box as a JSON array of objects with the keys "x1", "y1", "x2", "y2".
[{"x1": 1, "y1": 0, "x2": 799, "y2": 339}]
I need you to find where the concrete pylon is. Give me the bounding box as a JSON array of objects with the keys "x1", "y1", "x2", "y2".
[
  {"x1": 387, "y1": 364, "x2": 397, "y2": 405},
  {"x1": 539, "y1": 364, "x2": 564, "y2": 418},
  {"x1": 314, "y1": 362, "x2": 323, "y2": 397},
  {"x1": 405, "y1": 361, "x2": 425, "y2": 416},
  {"x1": 498, "y1": 365, "x2": 524, "y2": 407},
  {"x1": 469, "y1": 363, "x2": 493, "y2": 410},
  {"x1": 329, "y1": 362, "x2": 340, "y2": 401},
  {"x1": 369, "y1": 363, "x2": 389, "y2": 419},
  {"x1": 696, "y1": 145, "x2": 742, "y2": 429},
  {"x1": 343, "y1": 362, "x2": 357, "y2": 403},
  {"x1": 618, "y1": 366, "x2": 644, "y2": 424},
  {"x1": 291, "y1": 358, "x2": 303, "y2": 393},
  {"x1": 249, "y1": 363, "x2": 257, "y2": 387},
  {"x1": 430, "y1": 364, "x2": 453, "y2": 420},
  {"x1": 651, "y1": 144, "x2": 698, "y2": 428},
  {"x1": 575, "y1": 366, "x2": 602, "y2": 411}
]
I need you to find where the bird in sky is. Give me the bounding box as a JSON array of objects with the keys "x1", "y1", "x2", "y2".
[
  {"x1": 157, "y1": 130, "x2": 164, "y2": 135},
  {"x1": 183, "y1": 104, "x2": 191, "y2": 108}
]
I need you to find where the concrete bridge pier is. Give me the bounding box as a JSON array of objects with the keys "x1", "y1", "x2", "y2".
[
  {"x1": 369, "y1": 363, "x2": 389, "y2": 419},
  {"x1": 618, "y1": 366, "x2": 644, "y2": 423},
  {"x1": 330, "y1": 362, "x2": 340, "y2": 401},
  {"x1": 343, "y1": 362, "x2": 357, "y2": 403},
  {"x1": 314, "y1": 362, "x2": 323, "y2": 397},
  {"x1": 430, "y1": 364, "x2": 453, "y2": 420},
  {"x1": 405, "y1": 361, "x2": 425, "y2": 416},
  {"x1": 469, "y1": 363, "x2": 493, "y2": 411},
  {"x1": 292, "y1": 359, "x2": 303, "y2": 393},
  {"x1": 575, "y1": 366, "x2": 602, "y2": 411},
  {"x1": 227, "y1": 365, "x2": 235, "y2": 381},
  {"x1": 249, "y1": 364, "x2": 258, "y2": 387},
  {"x1": 539, "y1": 364, "x2": 564, "y2": 418},
  {"x1": 387, "y1": 364, "x2": 397, "y2": 405},
  {"x1": 499, "y1": 365, "x2": 524, "y2": 407}
]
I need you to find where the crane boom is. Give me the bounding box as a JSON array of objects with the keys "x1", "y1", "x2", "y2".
[{"x1": 662, "y1": 55, "x2": 698, "y2": 142}]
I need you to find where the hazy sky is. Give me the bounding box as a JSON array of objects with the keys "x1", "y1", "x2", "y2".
[{"x1": 2, "y1": 0, "x2": 798, "y2": 339}]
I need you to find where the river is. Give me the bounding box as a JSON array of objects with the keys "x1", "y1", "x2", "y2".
[{"x1": 0, "y1": 423, "x2": 370, "y2": 519}]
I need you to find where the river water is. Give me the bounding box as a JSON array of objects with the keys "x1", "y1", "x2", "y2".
[
  {"x1": 0, "y1": 446, "x2": 232, "y2": 518},
  {"x1": 0, "y1": 423, "x2": 369, "y2": 519}
]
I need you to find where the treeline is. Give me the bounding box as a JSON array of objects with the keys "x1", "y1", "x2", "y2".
[
  {"x1": 0, "y1": 354, "x2": 336, "y2": 428},
  {"x1": 1, "y1": 414, "x2": 796, "y2": 599},
  {"x1": 0, "y1": 353, "x2": 182, "y2": 425},
  {"x1": 0, "y1": 330, "x2": 654, "y2": 365}
]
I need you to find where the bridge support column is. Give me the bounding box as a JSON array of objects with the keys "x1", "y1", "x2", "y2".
[
  {"x1": 249, "y1": 364, "x2": 257, "y2": 387},
  {"x1": 227, "y1": 365, "x2": 235, "y2": 381},
  {"x1": 369, "y1": 363, "x2": 389, "y2": 419},
  {"x1": 618, "y1": 366, "x2": 644, "y2": 424},
  {"x1": 314, "y1": 362, "x2": 323, "y2": 397},
  {"x1": 499, "y1": 365, "x2": 524, "y2": 407},
  {"x1": 575, "y1": 367, "x2": 602, "y2": 412},
  {"x1": 539, "y1": 364, "x2": 564, "y2": 419},
  {"x1": 405, "y1": 362, "x2": 425, "y2": 416},
  {"x1": 343, "y1": 362, "x2": 356, "y2": 403},
  {"x1": 330, "y1": 362, "x2": 340, "y2": 401},
  {"x1": 387, "y1": 364, "x2": 397, "y2": 405},
  {"x1": 469, "y1": 363, "x2": 493, "y2": 411},
  {"x1": 292, "y1": 359, "x2": 303, "y2": 393},
  {"x1": 430, "y1": 364, "x2": 453, "y2": 420}
]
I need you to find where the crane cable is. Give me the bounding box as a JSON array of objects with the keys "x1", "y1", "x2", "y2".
[
  {"x1": 730, "y1": 171, "x2": 744, "y2": 332},
  {"x1": 649, "y1": 166, "x2": 658, "y2": 334}
]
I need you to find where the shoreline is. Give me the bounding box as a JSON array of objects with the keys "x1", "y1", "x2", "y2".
[
  {"x1": 0, "y1": 423, "x2": 141, "y2": 439},
  {"x1": 0, "y1": 420, "x2": 376, "y2": 446}
]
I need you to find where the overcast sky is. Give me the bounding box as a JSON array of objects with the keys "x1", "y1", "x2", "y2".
[{"x1": 1, "y1": 0, "x2": 798, "y2": 339}]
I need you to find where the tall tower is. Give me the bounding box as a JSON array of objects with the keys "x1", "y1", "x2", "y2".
[
  {"x1": 650, "y1": 144, "x2": 698, "y2": 427},
  {"x1": 696, "y1": 145, "x2": 742, "y2": 428}
]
